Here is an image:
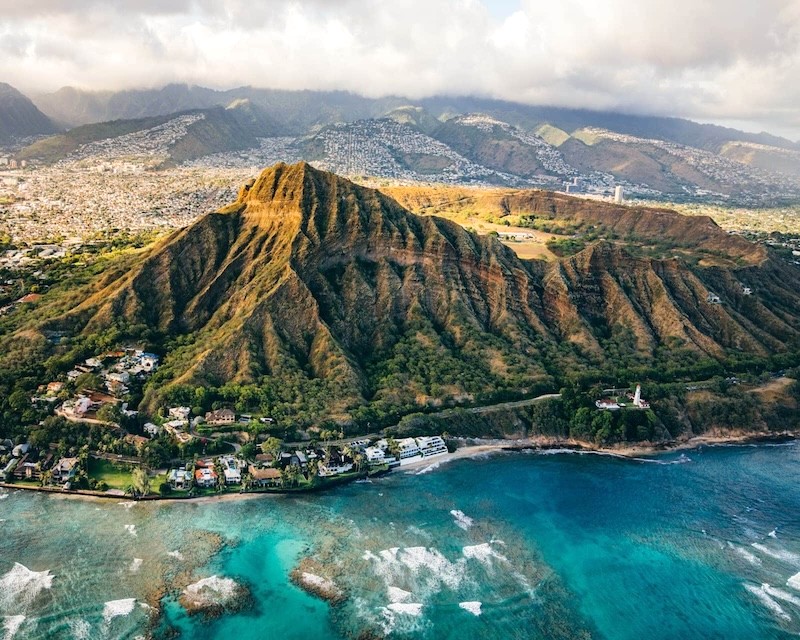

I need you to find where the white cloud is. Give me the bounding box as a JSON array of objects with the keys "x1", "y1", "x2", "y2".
[{"x1": 0, "y1": 0, "x2": 799, "y2": 137}]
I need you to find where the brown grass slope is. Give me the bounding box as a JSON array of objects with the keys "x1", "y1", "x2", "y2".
[{"x1": 37, "y1": 163, "x2": 800, "y2": 416}]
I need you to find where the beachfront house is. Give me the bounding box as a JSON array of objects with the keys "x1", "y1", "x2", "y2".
[
  {"x1": 416, "y1": 436, "x2": 448, "y2": 457},
  {"x1": 318, "y1": 460, "x2": 354, "y2": 477},
  {"x1": 364, "y1": 445, "x2": 389, "y2": 465},
  {"x1": 248, "y1": 465, "x2": 281, "y2": 487},
  {"x1": 168, "y1": 468, "x2": 190, "y2": 490},
  {"x1": 220, "y1": 456, "x2": 242, "y2": 484},
  {"x1": 194, "y1": 466, "x2": 218, "y2": 488},
  {"x1": 51, "y1": 457, "x2": 78, "y2": 484},
  {"x1": 144, "y1": 422, "x2": 161, "y2": 437},
  {"x1": 396, "y1": 438, "x2": 422, "y2": 462}
]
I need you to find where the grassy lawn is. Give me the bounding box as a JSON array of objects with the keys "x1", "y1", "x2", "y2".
[{"x1": 88, "y1": 458, "x2": 134, "y2": 491}]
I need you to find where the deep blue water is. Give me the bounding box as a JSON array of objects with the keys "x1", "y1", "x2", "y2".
[{"x1": 2, "y1": 442, "x2": 800, "y2": 639}]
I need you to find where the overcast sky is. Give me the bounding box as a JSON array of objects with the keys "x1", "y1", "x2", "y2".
[{"x1": 1, "y1": 0, "x2": 799, "y2": 139}]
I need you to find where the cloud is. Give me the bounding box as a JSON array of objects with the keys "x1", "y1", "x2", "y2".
[{"x1": 0, "y1": 0, "x2": 799, "y2": 137}]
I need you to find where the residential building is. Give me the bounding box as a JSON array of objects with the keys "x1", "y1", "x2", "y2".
[
  {"x1": 395, "y1": 438, "x2": 421, "y2": 461},
  {"x1": 416, "y1": 436, "x2": 448, "y2": 457},
  {"x1": 205, "y1": 408, "x2": 235, "y2": 425},
  {"x1": 194, "y1": 467, "x2": 218, "y2": 488},
  {"x1": 168, "y1": 468, "x2": 190, "y2": 490},
  {"x1": 51, "y1": 457, "x2": 78, "y2": 483},
  {"x1": 248, "y1": 465, "x2": 281, "y2": 487},
  {"x1": 168, "y1": 406, "x2": 192, "y2": 421}
]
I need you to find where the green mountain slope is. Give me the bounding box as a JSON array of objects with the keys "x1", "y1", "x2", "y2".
[{"x1": 12, "y1": 163, "x2": 798, "y2": 430}]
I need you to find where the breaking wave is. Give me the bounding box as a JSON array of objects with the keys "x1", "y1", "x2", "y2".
[
  {"x1": 2, "y1": 615, "x2": 26, "y2": 640},
  {"x1": 450, "y1": 510, "x2": 474, "y2": 530},
  {"x1": 744, "y1": 584, "x2": 791, "y2": 621},
  {"x1": 751, "y1": 543, "x2": 800, "y2": 567},
  {"x1": 0, "y1": 563, "x2": 54, "y2": 612},
  {"x1": 103, "y1": 598, "x2": 137, "y2": 623},
  {"x1": 459, "y1": 601, "x2": 482, "y2": 616}
]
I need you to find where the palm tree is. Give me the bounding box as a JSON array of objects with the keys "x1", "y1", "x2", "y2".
[
  {"x1": 307, "y1": 459, "x2": 320, "y2": 486},
  {"x1": 386, "y1": 437, "x2": 400, "y2": 458},
  {"x1": 354, "y1": 453, "x2": 367, "y2": 474}
]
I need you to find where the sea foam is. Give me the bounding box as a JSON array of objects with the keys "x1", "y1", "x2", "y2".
[
  {"x1": 386, "y1": 602, "x2": 423, "y2": 615},
  {"x1": 380, "y1": 602, "x2": 426, "y2": 635},
  {"x1": 2, "y1": 615, "x2": 26, "y2": 640},
  {"x1": 364, "y1": 546, "x2": 466, "y2": 591},
  {"x1": 751, "y1": 543, "x2": 800, "y2": 567},
  {"x1": 463, "y1": 542, "x2": 508, "y2": 566},
  {"x1": 450, "y1": 510, "x2": 474, "y2": 530},
  {"x1": 744, "y1": 584, "x2": 791, "y2": 621},
  {"x1": 459, "y1": 601, "x2": 482, "y2": 616},
  {"x1": 727, "y1": 542, "x2": 762, "y2": 566},
  {"x1": 387, "y1": 586, "x2": 413, "y2": 603},
  {"x1": 0, "y1": 563, "x2": 54, "y2": 611},
  {"x1": 68, "y1": 619, "x2": 91, "y2": 640},
  {"x1": 762, "y1": 584, "x2": 800, "y2": 608},
  {"x1": 787, "y1": 571, "x2": 800, "y2": 591},
  {"x1": 183, "y1": 575, "x2": 240, "y2": 608},
  {"x1": 103, "y1": 598, "x2": 136, "y2": 623},
  {"x1": 129, "y1": 558, "x2": 143, "y2": 573},
  {"x1": 124, "y1": 524, "x2": 137, "y2": 537}
]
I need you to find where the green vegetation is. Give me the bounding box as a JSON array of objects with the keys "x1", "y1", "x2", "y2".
[
  {"x1": 88, "y1": 458, "x2": 134, "y2": 491},
  {"x1": 2, "y1": 163, "x2": 799, "y2": 455}
]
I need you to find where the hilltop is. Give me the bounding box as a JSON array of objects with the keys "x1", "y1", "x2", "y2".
[{"x1": 4, "y1": 163, "x2": 799, "y2": 435}]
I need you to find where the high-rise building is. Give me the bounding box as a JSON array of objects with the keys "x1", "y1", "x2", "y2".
[{"x1": 614, "y1": 185, "x2": 624, "y2": 204}]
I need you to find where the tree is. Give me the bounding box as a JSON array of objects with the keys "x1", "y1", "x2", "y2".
[
  {"x1": 96, "y1": 403, "x2": 122, "y2": 424},
  {"x1": 354, "y1": 453, "x2": 367, "y2": 473},
  {"x1": 386, "y1": 436, "x2": 400, "y2": 457},
  {"x1": 261, "y1": 437, "x2": 282, "y2": 459},
  {"x1": 240, "y1": 442, "x2": 257, "y2": 460},
  {"x1": 131, "y1": 466, "x2": 151, "y2": 497},
  {"x1": 319, "y1": 429, "x2": 336, "y2": 447}
]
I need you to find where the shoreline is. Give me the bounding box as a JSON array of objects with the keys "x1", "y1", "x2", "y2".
[{"x1": 2, "y1": 431, "x2": 795, "y2": 504}]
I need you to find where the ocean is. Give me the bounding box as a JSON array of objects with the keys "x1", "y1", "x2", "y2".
[{"x1": 2, "y1": 442, "x2": 800, "y2": 639}]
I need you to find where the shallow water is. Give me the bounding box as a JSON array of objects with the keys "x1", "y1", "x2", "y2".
[{"x1": 2, "y1": 442, "x2": 800, "y2": 639}]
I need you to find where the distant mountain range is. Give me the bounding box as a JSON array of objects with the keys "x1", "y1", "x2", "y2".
[
  {"x1": 3, "y1": 82, "x2": 800, "y2": 204},
  {"x1": 0, "y1": 82, "x2": 59, "y2": 143},
  {"x1": 30, "y1": 83, "x2": 799, "y2": 152}
]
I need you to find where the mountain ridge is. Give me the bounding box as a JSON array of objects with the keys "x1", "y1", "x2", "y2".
[
  {"x1": 21, "y1": 162, "x2": 800, "y2": 427},
  {"x1": 32, "y1": 83, "x2": 799, "y2": 151},
  {"x1": 0, "y1": 82, "x2": 59, "y2": 142}
]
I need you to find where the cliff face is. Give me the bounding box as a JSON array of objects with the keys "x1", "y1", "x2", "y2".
[{"x1": 48, "y1": 162, "x2": 800, "y2": 415}]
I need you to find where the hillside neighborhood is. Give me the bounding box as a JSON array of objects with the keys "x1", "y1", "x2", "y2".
[{"x1": 0, "y1": 343, "x2": 453, "y2": 497}]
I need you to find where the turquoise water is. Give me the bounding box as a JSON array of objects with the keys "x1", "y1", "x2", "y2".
[{"x1": 2, "y1": 443, "x2": 800, "y2": 639}]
